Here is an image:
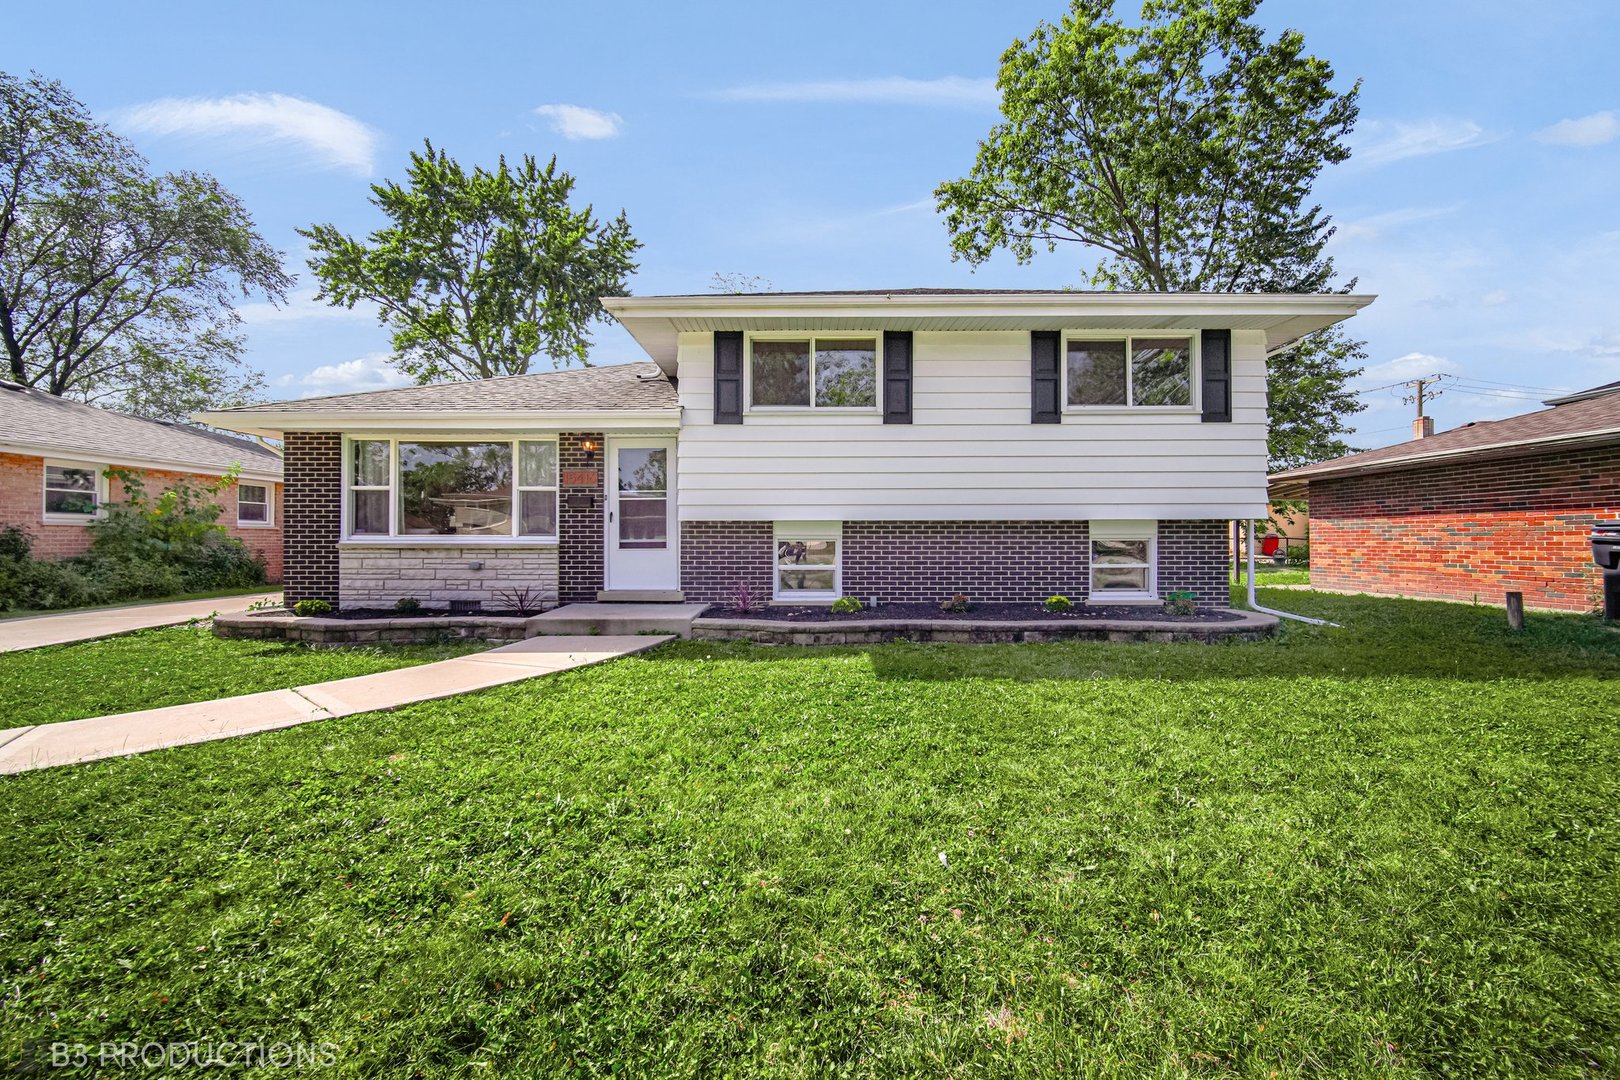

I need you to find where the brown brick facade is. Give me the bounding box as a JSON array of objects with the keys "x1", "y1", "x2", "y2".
[
  {"x1": 558, "y1": 432, "x2": 605, "y2": 602},
  {"x1": 1306, "y1": 444, "x2": 1620, "y2": 612},
  {"x1": 0, "y1": 451, "x2": 283, "y2": 581},
  {"x1": 680, "y1": 520, "x2": 775, "y2": 604},
  {"x1": 679, "y1": 518, "x2": 1232, "y2": 608},
  {"x1": 282, "y1": 432, "x2": 342, "y2": 604}
]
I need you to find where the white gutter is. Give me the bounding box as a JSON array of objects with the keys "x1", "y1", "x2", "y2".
[{"x1": 1245, "y1": 519, "x2": 1337, "y2": 627}]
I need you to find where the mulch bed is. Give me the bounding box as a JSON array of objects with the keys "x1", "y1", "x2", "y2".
[
  {"x1": 275, "y1": 608, "x2": 536, "y2": 621},
  {"x1": 702, "y1": 602, "x2": 1241, "y2": 624}
]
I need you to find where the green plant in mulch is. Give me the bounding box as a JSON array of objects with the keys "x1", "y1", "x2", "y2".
[
  {"x1": 940, "y1": 592, "x2": 973, "y2": 613},
  {"x1": 292, "y1": 598, "x2": 333, "y2": 617},
  {"x1": 829, "y1": 596, "x2": 864, "y2": 614},
  {"x1": 1044, "y1": 595, "x2": 1074, "y2": 613}
]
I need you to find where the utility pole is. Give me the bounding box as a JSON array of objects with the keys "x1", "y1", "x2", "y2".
[{"x1": 1400, "y1": 373, "x2": 1449, "y2": 438}]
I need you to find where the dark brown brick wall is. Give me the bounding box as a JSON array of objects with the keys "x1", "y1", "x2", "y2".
[
  {"x1": 678, "y1": 519, "x2": 1233, "y2": 608},
  {"x1": 282, "y1": 432, "x2": 341, "y2": 604},
  {"x1": 843, "y1": 520, "x2": 1092, "y2": 603},
  {"x1": 680, "y1": 520, "x2": 774, "y2": 604},
  {"x1": 558, "y1": 432, "x2": 605, "y2": 602},
  {"x1": 1157, "y1": 519, "x2": 1231, "y2": 608}
]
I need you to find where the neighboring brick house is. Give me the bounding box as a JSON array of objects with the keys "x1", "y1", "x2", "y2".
[
  {"x1": 1269, "y1": 381, "x2": 1620, "y2": 612},
  {"x1": 0, "y1": 380, "x2": 284, "y2": 581},
  {"x1": 196, "y1": 289, "x2": 1372, "y2": 611}
]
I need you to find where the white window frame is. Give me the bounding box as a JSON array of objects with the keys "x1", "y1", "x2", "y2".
[
  {"x1": 341, "y1": 436, "x2": 560, "y2": 545},
  {"x1": 41, "y1": 459, "x2": 106, "y2": 524},
  {"x1": 236, "y1": 482, "x2": 273, "y2": 527},
  {"x1": 1062, "y1": 332, "x2": 1199, "y2": 413},
  {"x1": 1088, "y1": 520, "x2": 1158, "y2": 602},
  {"x1": 773, "y1": 520, "x2": 842, "y2": 602},
  {"x1": 745, "y1": 332, "x2": 882, "y2": 414}
]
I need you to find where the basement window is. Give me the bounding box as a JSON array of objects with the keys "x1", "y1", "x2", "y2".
[
  {"x1": 1090, "y1": 520, "x2": 1157, "y2": 600},
  {"x1": 775, "y1": 521, "x2": 841, "y2": 601}
]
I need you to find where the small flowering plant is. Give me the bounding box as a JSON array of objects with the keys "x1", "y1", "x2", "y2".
[
  {"x1": 1044, "y1": 595, "x2": 1074, "y2": 614},
  {"x1": 940, "y1": 592, "x2": 973, "y2": 614}
]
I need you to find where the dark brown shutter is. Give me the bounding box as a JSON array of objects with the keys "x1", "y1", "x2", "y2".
[
  {"x1": 882, "y1": 330, "x2": 913, "y2": 424},
  {"x1": 1200, "y1": 328, "x2": 1231, "y2": 423},
  {"x1": 1031, "y1": 330, "x2": 1061, "y2": 423},
  {"x1": 713, "y1": 331, "x2": 743, "y2": 424}
]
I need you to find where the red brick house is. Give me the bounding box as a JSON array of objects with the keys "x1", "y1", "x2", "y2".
[
  {"x1": 0, "y1": 380, "x2": 285, "y2": 581},
  {"x1": 1269, "y1": 381, "x2": 1620, "y2": 612}
]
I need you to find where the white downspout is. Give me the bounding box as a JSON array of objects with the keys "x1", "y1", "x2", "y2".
[{"x1": 1245, "y1": 518, "x2": 1337, "y2": 627}]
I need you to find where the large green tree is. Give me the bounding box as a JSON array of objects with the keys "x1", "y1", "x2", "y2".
[
  {"x1": 936, "y1": 0, "x2": 1366, "y2": 466},
  {"x1": 0, "y1": 72, "x2": 290, "y2": 420},
  {"x1": 301, "y1": 143, "x2": 640, "y2": 382}
]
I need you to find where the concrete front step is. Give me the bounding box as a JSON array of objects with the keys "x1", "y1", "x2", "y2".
[
  {"x1": 596, "y1": 589, "x2": 687, "y2": 602},
  {"x1": 527, "y1": 602, "x2": 710, "y2": 638}
]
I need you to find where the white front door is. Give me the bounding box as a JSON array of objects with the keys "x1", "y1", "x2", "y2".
[{"x1": 605, "y1": 437, "x2": 678, "y2": 591}]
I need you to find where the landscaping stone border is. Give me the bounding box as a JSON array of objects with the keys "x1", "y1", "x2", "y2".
[
  {"x1": 690, "y1": 608, "x2": 1279, "y2": 645},
  {"x1": 214, "y1": 611, "x2": 528, "y2": 646}
]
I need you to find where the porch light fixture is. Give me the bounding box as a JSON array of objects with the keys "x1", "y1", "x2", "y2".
[{"x1": 579, "y1": 438, "x2": 600, "y2": 462}]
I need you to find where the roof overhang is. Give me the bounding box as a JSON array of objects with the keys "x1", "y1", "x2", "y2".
[
  {"x1": 1269, "y1": 425, "x2": 1620, "y2": 500},
  {"x1": 0, "y1": 439, "x2": 283, "y2": 484},
  {"x1": 192, "y1": 408, "x2": 683, "y2": 440},
  {"x1": 603, "y1": 291, "x2": 1376, "y2": 374}
]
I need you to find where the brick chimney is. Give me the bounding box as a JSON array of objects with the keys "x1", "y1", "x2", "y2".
[{"x1": 1412, "y1": 416, "x2": 1435, "y2": 439}]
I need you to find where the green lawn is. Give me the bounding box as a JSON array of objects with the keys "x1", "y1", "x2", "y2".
[
  {"x1": 0, "y1": 623, "x2": 483, "y2": 727},
  {"x1": 1248, "y1": 563, "x2": 1310, "y2": 586},
  {"x1": 0, "y1": 586, "x2": 279, "y2": 622},
  {"x1": 2, "y1": 590, "x2": 1617, "y2": 1075}
]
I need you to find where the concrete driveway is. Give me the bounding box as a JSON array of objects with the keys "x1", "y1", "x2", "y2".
[{"x1": 0, "y1": 593, "x2": 282, "y2": 653}]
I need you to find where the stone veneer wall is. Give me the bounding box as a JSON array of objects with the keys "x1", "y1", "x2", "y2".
[
  {"x1": 679, "y1": 519, "x2": 1232, "y2": 608},
  {"x1": 338, "y1": 545, "x2": 559, "y2": 609},
  {"x1": 282, "y1": 432, "x2": 342, "y2": 604},
  {"x1": 558, "y1": 432, "x2": 606, "y2": 602}
]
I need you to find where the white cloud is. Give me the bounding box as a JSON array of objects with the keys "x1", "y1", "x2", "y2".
[
  {"x1": 1480, "y1": 289, "x2": 1509, "y2": 306},
  {"x1": 113, "y1": 92, "x2": 380, "y2": 175},
  {"x1": 1357, "y1": 351, "x2": 1455, "y2": 388},
  {"x1": 1533, "y1": 110, "x2": 1620, "y2": 147},
  {"x1": 533, "y1": 104, "x2": 623, "y2": 140},
  {"x1": 1353, "y1": 119, "x2": 1501, "y2": 167},
  {"x1": 271, "y1": 353, "x2": 411, "y2": 398},
  {"x1": 237, "y1": 287, "x2": 377, "y2": 326},
  {"x1": 705, "y1": 75, "x2": 997, "y2": 109},
  {"x1": 1332, "y1": 204, "x2": 1458, "y2": 244}
]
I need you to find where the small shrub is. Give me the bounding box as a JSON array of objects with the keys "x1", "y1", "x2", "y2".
[
  {"x1": 1165, "y1": 594, "x2": 1198, "y2": 616},
  {"x1": 293, "y1": 598, "x2": 333, "y2": 617},
  {"x1": 394, "y1": 596, "x2": 422, "y2": 613},
  {"x1": 1044, "y1": 595, "x2": 1074, "y2": 614},
  {"x1": 941, "y1": 592, "x2": 973, "y2": 614},
  {"x1": 492, "y1": 585, "x2": 545, "y2": 616},
  {"x1": 732, "y1": 581, "x2": 757, "y2": 614},
  {"x1": 9, "y1": 559, "x2": 101, "y2": 611},
  {"x1": 829, "y1": 596, "x2": 863, "y2": 614},
  {"x1": 1286, "y1": 541, "x2": 1310, "y2": 567}
]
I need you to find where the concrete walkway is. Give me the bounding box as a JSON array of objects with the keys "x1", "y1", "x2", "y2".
[
  {"x1": 528, "y1": 602, "x2": 710, "y2": 637},
  {"x1": 0, "y1": 593, "x2": 283, "y2": 653},
  {"x1": 0, "y1": 634, "x2": 668, "y2": 774}
]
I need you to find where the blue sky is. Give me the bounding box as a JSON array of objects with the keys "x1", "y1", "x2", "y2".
[{"x1": 7, "y1": 1, "x2": 1618, "y2": 447}]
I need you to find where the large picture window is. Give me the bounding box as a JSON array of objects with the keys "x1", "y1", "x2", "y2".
[
  {"x1": 1067, "y1": 335, "x2": 1194, "y2": 408},
  {"x1": 774, "y1": 521, "x2": 841, "y2": 599},
  {"x1": 750, "y1": 335, "x2": 878, "y2": 410},
  {"x1": 346, "y1": 438, "x2": 558, "y2": 541},
  {"x1": 43, "y1": 461, "x2": 101, "y2": 520}
]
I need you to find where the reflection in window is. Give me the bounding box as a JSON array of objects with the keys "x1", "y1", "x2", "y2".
[
  {"x1": 750, "y1": 336, "x2": 877, "y2": 409},
  {"x1": 616, "y1": 446, "x2": 667, "y2": 549},
  {"x1": 398, "y1": 442, "x2": 513, "y2": 536},
  {"x1": 44, "y1": 464, "x2": 99, "y2": 517}
]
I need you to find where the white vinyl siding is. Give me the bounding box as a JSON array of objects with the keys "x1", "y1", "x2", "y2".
[{"x1": 674, "y1": 329, "x2": 1269, "y2": 521}]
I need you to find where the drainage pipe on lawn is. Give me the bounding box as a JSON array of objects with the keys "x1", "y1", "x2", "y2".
[{"x1": 1244, "y1": 519, "x2": 1338, "y2": 627}]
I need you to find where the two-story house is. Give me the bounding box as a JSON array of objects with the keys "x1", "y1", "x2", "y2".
[{"x1": 197, "y1": 290, "x2": 1372, "y2": 612}]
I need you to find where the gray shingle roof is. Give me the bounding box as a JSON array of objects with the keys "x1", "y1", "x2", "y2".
[
  {"x1": 0, "y1": 381, "x2": 282, "y2": 477},
  {"x1": 207, "y1": 362, "x2": 677, "y2": 414}
]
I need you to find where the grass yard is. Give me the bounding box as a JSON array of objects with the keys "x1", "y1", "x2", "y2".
[
  {"x1": 0, "y1": 623, "x2": 484, "y2": 727},
  {"x1": 2, "y1": 590, "x2": 1617, "y2": 1075},
  {"x1": 1248, "y1": 563, "x2": 1310, "y2": 586}
]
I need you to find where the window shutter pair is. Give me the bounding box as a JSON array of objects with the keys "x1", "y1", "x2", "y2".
[
  {"x1": 711, "y1": 331, "x2": 915, "y2": 424},
  {"x1": 1029, "y1": 328, "x2": 1232, "y2": 423}
]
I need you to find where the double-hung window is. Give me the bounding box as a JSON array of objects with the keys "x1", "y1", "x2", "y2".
[
  {"x1": 43, "y1": 461, "x2": 102, "y2": 521},
  {"x1": 1089, "y1": 521, "x2": 1158, "y2": 600},
  {"x1": 1066, "y1": 334, "x2": 1195, "y2": 409},
  {"x1": 346, "y1": 438, "x2": 559, "y2": 541},
  {"x1": 774, "y1": 521, "x2": 841, "y2": 600},
  {"x1": 237, "y1": 483, "x2": 272, "y2": 525},
  {"x1": 750, "y1": 335, "x2": 879, "y2": 410}
]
